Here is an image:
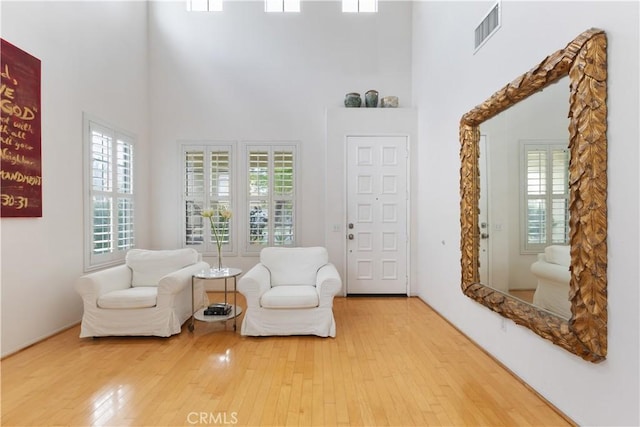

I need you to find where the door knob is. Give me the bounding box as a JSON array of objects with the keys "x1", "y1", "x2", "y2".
[
  {"x1": 348, "y1": 223, "x2": 354, "y2": 229},
  {"x1": 481, "y1": 233, "x2": 489, "y2": 239},
  {"x1": 348, "y1": 234, "x2": 354, "y2": 240}
]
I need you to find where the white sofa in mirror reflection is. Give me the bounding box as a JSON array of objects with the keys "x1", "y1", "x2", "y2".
[
  {"x1": 530, "y1": 245, "x2": 571, "y2": 318},
  {"x1": 238, "y1": 246, "x2": 342, "y2": 337},
  {"x1": 75, "y1": 248, "x2": 210, "y2": 338}
]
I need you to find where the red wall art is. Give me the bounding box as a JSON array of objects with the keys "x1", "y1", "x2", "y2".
[{"x1": 1, "y1": 39, "x2": 42, "y2": 217}]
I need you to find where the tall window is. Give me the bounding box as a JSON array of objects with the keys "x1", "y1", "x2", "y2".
[
  {"x1": 246, "y1": 144, "x2": 296, "y2": 252},
  {"x1": 521, "y1": 142, "x2": 570, "y2": 253},
  {"x1": 84, "y1": 117, "x2": 135, "y2": 270},
  {"x1": 182, "y1": 144, "x2": 234, "y2": 254}
]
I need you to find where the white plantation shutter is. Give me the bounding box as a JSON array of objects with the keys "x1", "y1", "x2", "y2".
[
  {"x1": 246, "y1": 145, "x2": 296, "y2": 252},
  {"x1": 180, "y1": 142, "x2": 296, "y2": 256},
  {"x1": 117, "y1": 141, "x2": 134, "y2": 250},
  {"x1": 182, "y1": 145, "x2": 234, "y2": 253},
  {"x1": 525, "y1": 148, "x2": 546, "y2": 246},
  {"x1": 91, "y1": 129, "x2": 112, "y2": 192},
  {"x1": 185, "y1": 151, "x2": 205, "y2": 246},
  {"x1": 273, "y1": 150, "x2": 295, "y2": 245},
  {"x1": 85, "y1": 117, "x2": 135, "y2": 270},
  {"x1": 550, "y1": 149, "x2": 570, "y2": 244},
  {"x1": 117, "y1": 197, "x2": 134, "y2": 250},
  {"x1": 248, "y1": 150, "x2": 269, "y2": 246},
  {"x1": 92, "y1": 196, "x2": 112, "y2": 255},
  {"x1": 90, "y1": 127, "x2": 113, "y2": 255},
  {"x1": 521, "y1": 142, "x2": 569, "y2": 252},
  {"x1": 209, "y1": 150, "x2": 232, "y2": 247}
]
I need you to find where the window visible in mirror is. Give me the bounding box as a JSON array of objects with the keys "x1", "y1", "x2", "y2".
[{"x1": 520, "y1": 141, "x2": 569, "y2": 253}]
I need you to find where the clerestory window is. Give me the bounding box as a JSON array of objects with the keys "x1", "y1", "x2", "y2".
[{"x1": 265, "y1": 0, "x2": 300, "y2": 12}]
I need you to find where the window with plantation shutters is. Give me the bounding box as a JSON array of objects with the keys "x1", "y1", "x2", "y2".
[
  {"x1": 246, "y1": 145, "x2": 296, "y2": 252},
  {"x1": 182, "y1": 144, "x2": 233, "y2": 253},
  {"x1": 180, "y1": 141, "x2": 296, "y2": 256},
  {"x1": 521, "y1": 142, "x2": 570, "y2": 253},
  {"x1": 84, "y1": 117, "x2": 135, "y2": 270}
]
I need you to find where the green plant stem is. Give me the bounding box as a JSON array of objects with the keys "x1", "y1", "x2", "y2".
[{"x1": 209, "y1": 217, "x2": 223, "y2": 270}]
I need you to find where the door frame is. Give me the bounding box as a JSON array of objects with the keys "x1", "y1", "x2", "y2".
[
  {"x1": 343, "y1": 133, "x2": 411, "y2": 296},
  {"x1": 479, "y1": 134, "x2": 492, "y2": 286}
]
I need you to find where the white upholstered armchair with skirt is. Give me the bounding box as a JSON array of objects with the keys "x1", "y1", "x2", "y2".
[
  {"x1": 530, "y1": 245, "x2": 571, "y2": 318},
  {"x1": 238, "y1": 247, "x2": 342, "y2": 337},
  {"x1": 75, "y1": 248, "x2": 210, "y2": 338}
]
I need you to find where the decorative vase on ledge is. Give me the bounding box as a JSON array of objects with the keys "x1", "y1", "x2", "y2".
[
  {"x1": 380, "y1": 96, "x2": 399, "y2": 108},
  {"x1": 344, "y1": 92, "x2": 362, "y2": 108},
  {"x1": 365, "y1": 90, "x2": 379, "y2": 107}
]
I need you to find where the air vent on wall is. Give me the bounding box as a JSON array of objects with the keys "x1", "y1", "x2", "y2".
[{"x1": 475, "y1": 1, "x2": 501, "y2": 51}]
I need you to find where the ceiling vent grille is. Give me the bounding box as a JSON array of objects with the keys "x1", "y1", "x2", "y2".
[{"x1": 475, "y1": 1, "x2": 501, "y2": 51}]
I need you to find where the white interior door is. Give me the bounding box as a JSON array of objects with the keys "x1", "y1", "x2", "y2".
[{"x1": 346, "y1": 135, "x2": 408, "y2": 295}]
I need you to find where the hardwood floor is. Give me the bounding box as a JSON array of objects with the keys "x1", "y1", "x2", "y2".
[
  {"x1": 1, "y1": 295, "x2": 573, "y2": 426},
  {"x1": 508, "y1": 290, "x2": 535, "y2": 305}
]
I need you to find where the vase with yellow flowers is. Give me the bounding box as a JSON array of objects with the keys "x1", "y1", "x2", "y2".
[{"x1": 201, "y1": 207, "x2": 232, "y2": 271}]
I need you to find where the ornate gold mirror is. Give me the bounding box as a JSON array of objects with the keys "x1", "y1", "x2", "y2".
[{"x1": 459, "y1": 28, "x2": 607, "y2": 362}]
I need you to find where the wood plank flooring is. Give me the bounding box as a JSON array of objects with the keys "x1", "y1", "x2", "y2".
[
  {"x1": 507, "y1": 290, "x2": 535, "y2": 305},
  {"x1": 1, "y1": 295, "x2": 573, "y2": 426}
]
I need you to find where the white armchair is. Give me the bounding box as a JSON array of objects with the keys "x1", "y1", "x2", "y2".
[
  {"x1": 531, "y1": 245, "x2": 571, "y2": 318},
  {"x1": 75, "y1": 248, "x2": 210, "y2": 338},
  {"x1": 238, "y1": 247, "x2": 342, "y2": 337}
]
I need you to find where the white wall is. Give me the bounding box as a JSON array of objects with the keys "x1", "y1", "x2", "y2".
[
  {"x1": 412, "y1": 1, "x2": 639, "y2": 425},
  {"x1": 0, "y1": 1, "x2": 150, "y2": 357},
  {"x1": 147, "y1": 1, "x2": 414, "y2": 272}
]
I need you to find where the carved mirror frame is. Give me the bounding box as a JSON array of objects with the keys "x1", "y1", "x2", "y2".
[{"x1": 459, "y1": 28, "x2": 607, "y2": 362}]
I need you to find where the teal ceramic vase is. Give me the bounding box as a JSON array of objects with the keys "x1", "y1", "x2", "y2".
[
  {"x1": 365, "y1": 90, "x2": 379, "y2": 107},
  {"x1": 344, "y1": 92, "x2": 362, "y2": 108}
]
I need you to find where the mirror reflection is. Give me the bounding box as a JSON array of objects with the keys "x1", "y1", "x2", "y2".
[{"x1": 479, "y1": 77, "x2": 571, "y2": 318}]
